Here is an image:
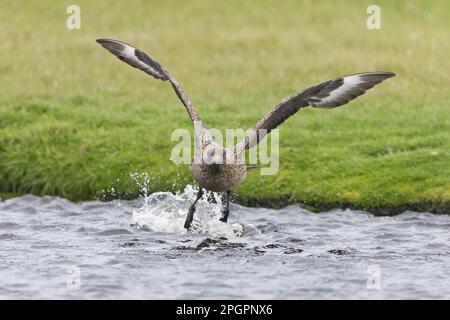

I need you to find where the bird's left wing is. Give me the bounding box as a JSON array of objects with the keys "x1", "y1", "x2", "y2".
[{"x1": 237, "y1": 71, "x2": 396, "y2": 150}]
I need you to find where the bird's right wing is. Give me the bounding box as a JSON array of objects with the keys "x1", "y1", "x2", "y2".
[{"x1": 96, "y1": 38, "x2": 201, "y2": 123}]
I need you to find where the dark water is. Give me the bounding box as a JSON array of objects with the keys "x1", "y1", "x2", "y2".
[{"x1": 1, "y1": 187, "x2": 449, "y2": 299}]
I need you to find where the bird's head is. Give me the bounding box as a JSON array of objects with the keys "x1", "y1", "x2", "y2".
[
  {"x1": 202, "y1": 146, "x2": 226, "y2": 175},
  {"x1": 203, "y1": 146, "x2": 226, "y2": 166}
]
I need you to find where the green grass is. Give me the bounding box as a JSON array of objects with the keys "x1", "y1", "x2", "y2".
[{"x1": 0, "y1": 0, "x2": 449, "y2": 213}]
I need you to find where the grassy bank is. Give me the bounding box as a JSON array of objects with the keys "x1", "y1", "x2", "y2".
[{"x1": 0, "y1": 1, "x2": 449, "y2": 213}]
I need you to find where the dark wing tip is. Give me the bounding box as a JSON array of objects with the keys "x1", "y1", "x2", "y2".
[
  {"x1": 386, "y1": 71, "x2": 396, "y2": 77},
  {"x1": 96, "y1": 38, "x2": 124, "y2": 45},
  {"x1": 358, "y1": 71, "x2": 396, "y2": 87},
  {"x1": 96, "y1": 38, "x2": 170, "y2": 81},
  {"x1": 379, "y1": 71, "x2": 396, "y2": 78},
  {"x1": 366, "y1": 71, "x2": 396, "y2": 80},
  {"x1": 95, "y1": 38, "x2": 128, "y2": 53},
  {"x1": 96, "y1": 38, "x2": 116, "y2": 46}
]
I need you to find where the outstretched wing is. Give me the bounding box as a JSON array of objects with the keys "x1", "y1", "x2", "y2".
[
  {"x1": 96, "y1": 39, "x2": 200, "y2": 122},
  {"x1": 239, "y1": 72, "x2": 396, "y2": 150}
]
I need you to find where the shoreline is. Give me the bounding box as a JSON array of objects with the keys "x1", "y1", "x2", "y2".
[
  {"x1": 2, "y1": 191, "x2": 448, "y2": 215},
  {"x1": 236, "y1": 197, "x2": 450, "y2": 215}
]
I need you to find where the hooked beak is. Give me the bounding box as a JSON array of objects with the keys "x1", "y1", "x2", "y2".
[{"x1": 209, "y1": 163, "x2": 220, "y2": 174}]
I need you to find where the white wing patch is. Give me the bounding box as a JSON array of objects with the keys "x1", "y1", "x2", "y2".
[
  {"x1": 97, "y1": 39, "x2": 168, "y2": 80},
  {"x1": 119, "y1": 42, "x2": 137, "y2": 59},
  {"x1": 117, "y1": 42, "x2": 159, "y2": 75},
  {"x1": 309, "y1": 72, "x2": 395, "y2": 108},
  {"x1": 316, "y1": 74, "x2": 364, "y2": 105}
]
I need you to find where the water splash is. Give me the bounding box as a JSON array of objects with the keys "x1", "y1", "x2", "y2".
[
  {"x1": 129, "y1": 172, "x2": 151, "y2": 199},
  {"x1": 131, "y1": 185, "x2": 244, "y2": 237}
]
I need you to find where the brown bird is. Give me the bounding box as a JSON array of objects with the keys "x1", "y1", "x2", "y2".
[{"x1": 96, "y1": 38, "x2": 396, "y2": 229}]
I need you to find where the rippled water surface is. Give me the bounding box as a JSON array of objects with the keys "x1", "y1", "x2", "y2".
[{"x1": 1, "y1": 187, "x2": 449, "y2": 299}]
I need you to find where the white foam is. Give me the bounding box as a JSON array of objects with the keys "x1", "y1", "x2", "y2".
[{"x1": 130, "y1": 185, "x2": 244, "y2": 238}]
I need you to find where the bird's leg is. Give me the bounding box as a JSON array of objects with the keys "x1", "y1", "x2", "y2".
[
  {"x1": 206, "y1": 191, "x2": 217, "y2": 204},
  {"x1": 219, "y1": 190, "x2": 231, "y2": 223},
  {"x1": 184, "y1": 188, "x2": 204, "y2": 230}
]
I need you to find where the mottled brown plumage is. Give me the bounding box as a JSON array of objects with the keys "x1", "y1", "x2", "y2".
[
  {"x1": 189, "y1": 163, "x2": 247, "y2": 192},
  {"x1": 97, "y1": 38, "x2": 396, "y2": 229}
]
